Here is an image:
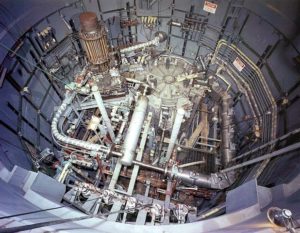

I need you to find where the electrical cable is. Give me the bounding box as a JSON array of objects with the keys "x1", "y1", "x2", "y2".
[
  {"x1": 0, "y1": 205, "x2": 69, "y2": 220},
  {"x1": 0, "y1": 215, "x2": 93, "y2": 233},
  {"x1": 0, "y1": 194, "x2": 105, "y2": 221},
  {"x1": 0, "y1": 203, "x2": 152, "y2": 233}
]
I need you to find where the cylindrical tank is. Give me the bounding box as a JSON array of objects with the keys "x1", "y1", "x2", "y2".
[
  {"x1": 121, "y1": 96, "x2": 148, "y2": 166},
  {"x1": 165, "y1": 108, "x2": 185, "y2": 163},
  {"x1": 79, "y1": 12, "x2": 109, "y2": 72}
]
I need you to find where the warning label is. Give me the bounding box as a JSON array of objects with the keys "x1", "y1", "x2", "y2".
[
  {"x1": 233, "y1": 57, "x2": 246, "y2": 72},
  {"x1": 203, "y1": 1, "x2": 218, "y2": 14}
]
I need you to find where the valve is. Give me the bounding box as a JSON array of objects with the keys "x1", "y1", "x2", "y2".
[{"x1": 174, "y1": 204, "x2": 189, "y2": 224}]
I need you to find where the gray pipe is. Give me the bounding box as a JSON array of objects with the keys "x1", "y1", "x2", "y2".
[
  {"x1": 92, "y1": 85, "x2": 115, "y2": 142},
  {"x1": 120, "y1": 96, "x2": 148, "y2": 166},
  {"x1": 165, "y1": 108, "x2": 185, "y2": 163}
]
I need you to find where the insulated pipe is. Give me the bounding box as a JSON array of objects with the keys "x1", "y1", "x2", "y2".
[
  {"x1": 165, "y1": 108, "x2": 185, "y2": 163},
  {"x1": 221, "y1": 93, "x2": 233, "y2": 166},
  {"x1": 120, "y1": 37, "x2": 159, "y2": 53},
  {"x1": 120, "y1": 31, "x2": 167, "y2": 53},
  {"x1": 51, "y1": 94, "x2": 110, "y2": 154},
  {"x1": 92, "y1": 85, "x2": 115, "y2": 142},
  {"x1": 120, "y1": 96, "x2": 148, "y2": 166}
]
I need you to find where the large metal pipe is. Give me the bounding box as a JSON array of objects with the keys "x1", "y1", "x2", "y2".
[
  {"x1": 129, "y1": 160, "x2": 231, "y2": 189},
  {"x1": 131, "y1": 159, "x2": 212, "y2": 188},
  {"x1": 165, "y1": 108, "x2": 185, "y2": 163},
  {"x1": 221, "y1": 93, "x2": 233, "y2": 166},
  {"x1": 92, "y1": 85, "x2": 115, "y2": 142},
  {"x1": 167, "y1": 166, "x2": 212, "y2": 188},
  {"x1": 120, "y1": 96, "x2": 148, "y2": 166},
  {"x1": 51, "y1": 94, "x2": 110, "y2": 154}
]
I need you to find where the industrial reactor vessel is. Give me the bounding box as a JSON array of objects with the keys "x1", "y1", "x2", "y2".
[{"x1": 0, "y1": 0, "x2": 299, "y2": 232}]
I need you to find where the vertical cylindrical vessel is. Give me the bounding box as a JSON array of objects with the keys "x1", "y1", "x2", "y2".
[
  {"x1": 165, "y1": 108, "x2": 185, "y2": 163},
  {"x1": 79, "y1": 12, "x2": 109, "y2": 72},
  {"x1": 121, "y1": 96, "x2": 148, "y2": 166}
]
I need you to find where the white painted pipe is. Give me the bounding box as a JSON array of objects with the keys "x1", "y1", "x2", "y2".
[
  {"x1": 92, "y1": 85, "x2": 115, "y2": 142},
  {"x1": 120, "y1": 96, "x2": 148, "y2": 166},
  {"x1": 165, "y1": 108, "x2": 185, "y2": 163}
]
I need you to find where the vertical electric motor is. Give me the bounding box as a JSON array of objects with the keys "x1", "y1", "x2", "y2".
[{"x1": 79, "y1": 12, "x2": 109, "y2": 72}]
